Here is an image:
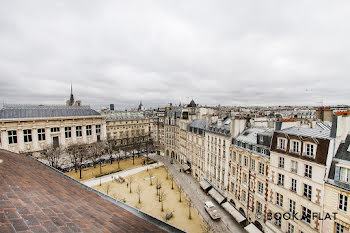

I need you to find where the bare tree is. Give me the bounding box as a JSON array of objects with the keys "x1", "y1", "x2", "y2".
[
  {"x1": 136, "y1": 185, "x2": 142, "y2": 204},
  {"x1": 177, "y1": 185, "x2": 183, "y2": 202},
  {"x1": 77, "y1": 144, "x2": 88, "y2": 179},
  {"x1": 148, "y1": 171, "x2": 153, "y2": 186},
  {"x1": 126, "y1": 176, "x2": 134, "y2": 193},
  {"x1": 66, "y1": 144, "x2": 82, "y2": 173},
  {"x1": 90, "y1": 141, "x2": 106, "y2": 175},
  {"x1": 159, "y1": 190, "x2": 167, "y2": 212},
  {"x1": 106, "y1": 183, "x2": 111, "y2": 195},
  {"x1": 41, "y1": 145, "x2": 62, "y2": 169},
  {"x1": 155, "y1": 178, "x2": 162, "y2": 196},
  {"x1": 106, "y1": 140, "x2": 115, "y2": 164},
  {"x1": 171, "y1": 176, "x2": 174, "y2": 190},
  {"x1": 187, "y1": 198, "x2": 192, "y2": 220}
]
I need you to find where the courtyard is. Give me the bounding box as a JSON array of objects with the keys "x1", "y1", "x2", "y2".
[
  {"x1": 93, "y1": 166, "x2": 205, "y2": 233},
  {"x1": 65, "y1": 156, "x2": 154, "y2": 181}
]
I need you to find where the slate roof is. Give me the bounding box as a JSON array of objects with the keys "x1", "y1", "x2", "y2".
[
  {"x1": 0, "y1": 104, "x2": 101, "y2": 119},
  {"x1": 188, "y1": 119, "x2": 206, "y2": 130},
  {"x1": 276, "y1": 127, "x2": 331, "y2": 139},
  {"x1": 236, "y1": 127, "x2": 274, "y2": 145},
  {"x1": 327, "y1": 134, "x2": 350, "y2": 191},
  {"x1": 166, "y1": 109, "x2": 182, "y2": 118},
  {"x1": 0, "y1": 150, "x2": 180, "y2": 233},
  {"x1": 106, "y1": 111, "x2": 147, "y2": 121},
  {"x1": 207, "y1": 118, "x2": 231, "y2": 136}
]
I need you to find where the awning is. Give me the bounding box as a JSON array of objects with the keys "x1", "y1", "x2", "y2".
[
  {"x1": 222, "y1": 202, "x2": 246, "y2": 223},
  {"x1": 244, "y1": 223, "x2": 263, "y2": 233},
  {"x1": 208, "y1": 188, "x2": 226, "y2": 204},
  {"x1": 199, "y1": 180, "x2": 212, "y2": 191},
  {"x1": 182, "y1": 164, "x2": 190, "y2": 171}
]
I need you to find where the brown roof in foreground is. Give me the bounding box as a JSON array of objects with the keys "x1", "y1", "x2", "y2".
[{"x1": 0, "y1": 150, "x2": 171, "y2": 233}]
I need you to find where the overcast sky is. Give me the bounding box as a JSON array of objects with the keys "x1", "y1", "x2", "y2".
[{"x1": 1, "y1": 1, "x2": 349, "y2": 109}]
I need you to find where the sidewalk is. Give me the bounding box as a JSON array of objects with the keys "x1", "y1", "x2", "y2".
[
  {"x1": 82, "y1": 162, "x2": 164, "y2": 187},
  {"x1": 150, "y1": 154, "x2": 245, "y2": 233}
]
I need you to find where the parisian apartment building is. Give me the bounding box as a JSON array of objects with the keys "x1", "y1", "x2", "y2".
[{"x1": 162, "y1": 104, "x2": 350, "y2": 233}]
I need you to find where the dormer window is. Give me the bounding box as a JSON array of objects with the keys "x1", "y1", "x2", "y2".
[
  {"x1": 305, "y1": 143, "x2": 316, "y2": 157},
  {"x1": 291, "y1": 140, "x2": 300, "y2": 154},
  {"x1": 260, "y1": 135, "x2": 264, "y2": 143},
  {"x1": 278, "y1": 138, "x2": 286, "y2": 150}
]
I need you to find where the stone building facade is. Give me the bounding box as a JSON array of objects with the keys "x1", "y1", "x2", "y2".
[
  {"x1": 266, "y1": 127, "x2": 335, "y2": 233},
  {"x1": 0, "y1": 104, "x2": 106, "y2": 155}
]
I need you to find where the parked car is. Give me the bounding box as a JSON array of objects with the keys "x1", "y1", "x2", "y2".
[{"x1": 204, "y1": 201, "x2": 221, "y2": 220}]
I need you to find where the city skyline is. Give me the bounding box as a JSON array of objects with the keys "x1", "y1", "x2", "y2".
[{"x1": 1, "y1": 1, "x2": 350, "y2": 108}]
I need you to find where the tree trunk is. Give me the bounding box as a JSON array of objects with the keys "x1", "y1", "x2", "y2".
[{"x1": 99, "y1": 161, "x2": 102, "y2": 175}]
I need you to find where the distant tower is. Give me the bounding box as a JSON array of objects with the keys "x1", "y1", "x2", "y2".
[
  {"x1": 66, "y1": 84, "x2": 75, "y2": 106},
  {"x1": 138, "y1": 101, "x2": 144, "y2": 111}
]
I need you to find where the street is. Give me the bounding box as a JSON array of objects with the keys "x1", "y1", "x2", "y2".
[{"x1": 151, "y1": 154, "x2": 245, "y2": 233}]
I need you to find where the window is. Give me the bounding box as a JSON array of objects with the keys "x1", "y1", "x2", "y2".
[
  {"x1": 257, "y1": 202, "x2": 262, "y2": 214},
  {"x1": 305, "y1": 165, "x2": 312, "y2": 178},
  {"x1": 251, "y1": 159, "x2": 256, "y2": 171},
  {"x1": 278, "y1": 173, "x2": 284, "y2": 186},
  {"x1": 287, "y1": 223, "x2": 295, "y2": 233},
  {"x1": 279, "y1": 138, "x2": 286, "y2": 150},
  {"x1": 38, "y1": 128, "x2": 45, "y2": 141},
  {"x1": 339, "y1": 167, "x2": 350, "y2": 182},
  {"x1": 243, "y1": 174, "x2": 247, "y2": 184},
  {"x1": 244, "y1": 156, "x2": 248, "y2": 167},
  {"x1": 274, "y1": 217, "x2": 281, "y2": 228},
  {"x1": 65, "y1": 127, "x2": 72, "y2": 138},
  {"x1": 8, "y1": 130, "x2": 17, "y2": 144},
  {"x1": 259, "y1": 135, "x2": 264, "y2": 143},
  {"x1": 303, "y1": 184, "x2": 312, "y2": 200},
  {"x1": 258, "y1": 181, "x2": 264, "y2": 194},
  {"x1": 76, "y1": 126, "x2": 82, "y2": 137},
  {"x1": 259, "y1": 163, "x2": 265, "y2": 175},
  {"x1": 302, "y1": 206, "x2": 311, "y2": 224},
  {"x1": 339, "y1": 194, "x2": 348, "y2": 211},
  {"x1": 276, "y1": 193, "x2": 283, "y2": 207},
  {"x1": 291, "y1": 179, "x2": 297, "y2": 192},
  {"x1": 336, "y1": 223, "x2": 344, "y2": 233},
  {"x1": 305, "y1": 143, "x2": 315, "y2": 157},
  {"x1": 292, "y1": 141, "x2": 300, "y2": 153},
  {"x1": 231, "y1": 183, "x2": 235, "y2": 194},
  {"x1": 23, "y1": 129, "x2": 32, "y2": 143},
  {"x1": 96, "y1": 125, "x2": 101, "y2": 133},
  {"x1": 242, "y1": 191, "x2": 247, "y2": 202},
  {"x1": 232, "y1": 152, "x2": 236, "y2": 161},
  {"x1": 279, "y1": 157, "x2": 285, "y2": 168},
  {"x1": 50, "y1": 127, "x2": 60, "y2": 133},
  {"x1": 232, "y1": 167, "x2": 236, "y2": 177},
  {"x1": 289, "y1": 199, "x2": 296, "y2": 214},
  {"x1": 239, "y1": 154, "x2": 242, "y2": 164},
  {"x1": 86, "y1": 125, "x2": 92, "y2": 136},
  {"x1": 291, "y1": 160, "x2": 298, "y2": 173}
]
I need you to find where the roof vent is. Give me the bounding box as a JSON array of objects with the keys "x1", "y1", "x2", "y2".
[{"x1": 0, "y1": 159, "x2": 3, "y2": 164}]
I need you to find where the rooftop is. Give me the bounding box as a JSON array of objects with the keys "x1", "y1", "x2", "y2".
[
  {"x1": 276, "y1": 127, "x2": 331, "y2": 139},
  {"x1": 236, "y1": 127, "x2": 274, "y2": 145},
  {"x1": 0, "y1": 104, "x2": 100, "y2": 120},
  {"x1": 188, "y1": 119, "x2": 206, "y2": 130},
  {"x1": 0, "y1": 150, "x2": 177, "y2": 233},
  {"x1": 106, "y1": 111, "x2": 147, "y2": 121}
]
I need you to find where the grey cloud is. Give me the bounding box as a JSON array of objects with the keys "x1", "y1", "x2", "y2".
[{"x1": 0, "y1": 0, "x2": 350, "y2": 109}]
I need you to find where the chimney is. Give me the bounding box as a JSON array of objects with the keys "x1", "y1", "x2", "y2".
[{"x1": 231, "y1": 116, "x2": 247, "y2": 138}]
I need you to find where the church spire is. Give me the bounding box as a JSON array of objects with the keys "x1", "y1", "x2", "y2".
[{"x1": 69, "y1": 83, "x2": 74, "y2": 106}]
